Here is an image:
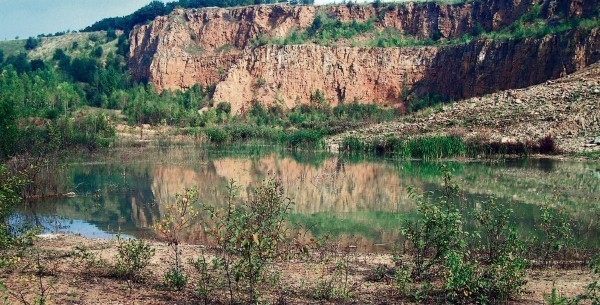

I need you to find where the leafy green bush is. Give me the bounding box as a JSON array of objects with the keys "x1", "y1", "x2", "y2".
[
  {"x1": 586, "y1": 253, "x2": 600, "y2": 304},
  {"x1": 114, "y1": 234, "x2": 155, "y2": 281},
  {"x1": 154, "y1": 188, "x2": 199, "y2": 291},
  {"x1": 191, "y1": 248, "x2": 222, "y2": 305},
  {"x1": 207, "y1": 179, "x2": 293, "y2": 304},
  {"x1": 204, "y1": 127, "x2": 230, "y2": 144},
  {"x1": 402, "y1": 171, "x2": 464, "y2": 279},
  {"x1": 0, "y1": 165, "x2": 29, "y2": 264},
  {"x1": 164, "y1": 267, "x2": 188, "y2": 291},
  {"x1": 397, "y1": 169, "x2": 529, "y2": 303},
  {"x1": 537, "y1": 206, "x2": 574, "y2": 266},
  {"x1": 282, "y1": 129, "x2": 325, "y2": 148}
]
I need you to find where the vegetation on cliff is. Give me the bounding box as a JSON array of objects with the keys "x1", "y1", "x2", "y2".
[
  {"x1": 254, "y1": 3, "x2": 600, "y2": 48},
  {"x1": 84, "y1": 0, "x2": 315, "y2": 35}
]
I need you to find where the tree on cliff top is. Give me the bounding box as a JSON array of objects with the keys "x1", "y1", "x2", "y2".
[{"x1": 83, "y1": 0, "x2": 309, "y2": 34}]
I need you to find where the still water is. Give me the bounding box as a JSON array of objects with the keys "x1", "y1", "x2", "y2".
[{"x1": 16, "y1": 146, "x2": 600, "y2": 251}]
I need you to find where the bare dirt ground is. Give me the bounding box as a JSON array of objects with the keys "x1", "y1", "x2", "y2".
[
  {"x1": 328, "y1": 62, "x2": 600, "y2": 155},
  {"x1": 1, "y1": 235, "x2": 595, "y2": 304}
]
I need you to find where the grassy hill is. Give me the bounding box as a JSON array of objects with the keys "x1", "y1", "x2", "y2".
[{"x1": 0, "y1": 31, "x2": 118, "y2": 62}]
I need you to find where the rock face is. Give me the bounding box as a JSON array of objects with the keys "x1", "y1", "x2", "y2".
[
  {"x1": 129, "y1": 0, "x2": 600, "y2": 113},
  {"x1": 328, "y1": 61, "x2": 600, "y2": 153},
  {"x1": 213, "y1": 45, "x2": 439, "y2": 110}
]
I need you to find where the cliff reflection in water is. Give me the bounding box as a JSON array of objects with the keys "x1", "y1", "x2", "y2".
[
  {"x1": 23, "y1": 147, "x2": 600, "y2": 251},
  {"x1": 148, "y1": 154, "x2": 420, "y2": 247}
]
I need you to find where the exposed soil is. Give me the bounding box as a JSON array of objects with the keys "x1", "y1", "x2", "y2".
[{"x1": 1, "y1": 234, "x2": 595, "y2": 304}]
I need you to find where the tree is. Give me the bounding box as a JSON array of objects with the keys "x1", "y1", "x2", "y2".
[
  {"x1": 69, "y1": 57, "x2": 99, "y2": 83},
  {"x1": 30, "y1": 59, "x2": 46, "y2": 71},
  {"x1": 24, "y1": 37, "x2": 40, "y2": 50},
  {"x1": 91, "y1": 46, "x2": 103, "y2": 58},
  {"x1": 4, "y1": 53, "x2": 31, "y2": 73},
  {"x1": 0, "y1": 96, "x2": 19, "y2": 158},
  {"x1": 106, "y1": 29, "x2": 117, "y2": 41},
  {"x1": 0, "y1": 49, "x2": 4, "y2": 64}
]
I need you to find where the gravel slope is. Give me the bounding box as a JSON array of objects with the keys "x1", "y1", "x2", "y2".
[{"x1": 328, "y1": 62, "x2": 600, "y2": 154}]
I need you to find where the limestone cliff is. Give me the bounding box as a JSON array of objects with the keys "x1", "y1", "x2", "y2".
[{"x1": 129, "y1": 0, "x2": 600, "y2": 113}]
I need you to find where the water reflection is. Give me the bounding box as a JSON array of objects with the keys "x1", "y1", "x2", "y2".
[{"x1": 17, "y1": 147, "x2": 600, "y2": 251}]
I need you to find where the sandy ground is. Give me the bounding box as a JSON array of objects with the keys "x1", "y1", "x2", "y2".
[{"x1": 1, "y1": 234, "x2": 595, "y2": 304}]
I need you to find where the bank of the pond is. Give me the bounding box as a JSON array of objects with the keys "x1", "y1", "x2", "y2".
[{"x1": 1, "y1": 234, "x2": 595, "y2": 305}]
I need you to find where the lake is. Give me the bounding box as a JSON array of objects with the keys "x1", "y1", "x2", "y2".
[{"x1": 15, "y1": 146, "x2": 600, "y2": 252}]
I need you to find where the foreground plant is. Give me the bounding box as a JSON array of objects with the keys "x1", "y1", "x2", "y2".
[
  {"x1": 114, "y1": 233, "x2": 155, "y2": 281},
  {"x1": 207, "y1": 179, "x2": 293, "y2": 304},
  {"x1": 154, "y1": 187, "x2": 199, "y2": 291},
  {"x1": 586, "y1": 253, "x2": 600, "y2": 304},
  {"x1": 398, "y1": 167, "x2": 528, "y2": 303},
  {"x1": 538, "y1": 206, "x2": 574, "y2": 266}
]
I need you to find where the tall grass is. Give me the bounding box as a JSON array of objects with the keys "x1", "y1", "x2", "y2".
[
  {"x1": 341, "y1": 135, "x2": 558, "y2": 159},
  {"x1": 204, "y1": 124, "x2": 327, "y2": 148},
  {"x1": 341, "y1": 135, "x2": 467, "y2": 159}
]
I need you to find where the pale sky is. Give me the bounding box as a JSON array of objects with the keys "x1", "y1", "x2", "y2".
[{"x1": 0, "y1": 0, "x2": 365, "y2": 40}]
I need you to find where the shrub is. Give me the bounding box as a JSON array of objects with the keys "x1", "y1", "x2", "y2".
[
  {"x1": 474, "y1": 200, "x2": 528, "y2": 301},
  {"x1": 204, "y1": 127, "x2": 229, "y2": 144},
  {"x1": 283, "y1": 129, "x2": 324, "y2": 148},
  {"x1": 164, "y1": 268, "x2": 188, "y2": 291},
  {"x1": 24, "y1": 37, "x2": 40, "y2": 50},
  {"x1": 537, "y1": 206, "x2": 574, "y2": 266},
  {"x1": 91, "y1": 46, "x2": 103, "y2": 58},
  {"x1": 207, "y1": 179, "x2": 293, "y2": 304},
  {"x1": 0, "y1": 165, "x2": 29, "y2": 265},
  {"x1": 255, "y1": 77, "x2": 266, "y2": 88},
  {"x1": 398, "y1": 168, "x2": 529, "y2": 303},
  {"x1": 586, "y1": 253, "x2": 600, "y2": 303},
  {"x1": 114, "y1": 234, "x2": 155, "y2": 281},
  {"x1": 191, "y1": 248, "x2": 222, "y2": 305},
  {"x1": 402, "y1": 170, "x2": 464, "y2": 279},
  {"x1": 154, "y1": 188, "x2": 199, "y2": 291}
]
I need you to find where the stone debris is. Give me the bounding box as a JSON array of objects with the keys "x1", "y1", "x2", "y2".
[{"x1": 327, "y1": 62, "x2": 600, "y2": 154}]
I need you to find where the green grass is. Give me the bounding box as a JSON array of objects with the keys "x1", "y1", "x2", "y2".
[
  {"x1": 340, "y1": 134, "x2": 560, "y2": 159},
  {"x1": 0, "y1": 40, "x2": 25, "y2": 57},
  {"x1": 341, "y1": 135, "x2": 468, "y2": 159},
  {"x1": 571, "y1": 150, "x2": 600, "y2": 160},
  {"x1": 253, "y1": 12, "x2": 375, "y2": 46}
]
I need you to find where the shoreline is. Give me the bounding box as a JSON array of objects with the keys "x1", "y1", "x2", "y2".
[{"x1": 1, "y1": 233, "x2": 594, "y2": 304}]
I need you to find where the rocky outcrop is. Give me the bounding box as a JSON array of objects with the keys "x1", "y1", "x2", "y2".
[
  {"x1": 412, "y1": 27, "x2": 600, "y2": 98},
  {"x1": 213, "y1": 45, "x2": 438, "y2": 110},
  {"x1": 213, "y1": 27, "x2": 600, "y2": 113},
  {"x1": 129, "y1": 0, "x2": 600, "y2": 112},
  {"x1": 328, "y1": 61, "x2": 600, "y2": 153}
]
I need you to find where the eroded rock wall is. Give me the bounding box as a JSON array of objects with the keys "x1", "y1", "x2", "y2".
[
  {"x1": 129, "y1": 0, "x2": 600, "y2": 112},
  {"x1": 212, "y1": 45, "x2": 438, "y2": 111},
  {"x1": 413, "y1": 27, "x2": 600, "y2": 99}
]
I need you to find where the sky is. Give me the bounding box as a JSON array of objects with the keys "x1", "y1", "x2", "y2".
[
  {"x1": 0, "y1": 0, "x2": 364, "y2": 40},
  {"x1": 0, "y1": 0, "x2": 155, "y2": 40}
]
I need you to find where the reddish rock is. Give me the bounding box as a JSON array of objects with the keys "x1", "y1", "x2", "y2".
[{"x1": 128, "y1": 0, "x2": 600, "y2": 113}]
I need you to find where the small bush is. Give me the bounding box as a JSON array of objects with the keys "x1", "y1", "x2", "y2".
[
  {"x1": 207, "y1": 179, "x2": 293, "y2": 304},
  {"x1": 204, "y1": 127, "x2": 229, "y2": 144},
  {"x1": 114, "y1": 234, "x2": 155, "y2": 281},
  {"x1": 164, "y1": 267, "x2": 188, "y2": 291},
  {"x1": 24, "y1": 37, "x2": 40, "y2": 50},
  {"x1": 154, "y1": 188, "x2": 199, "y2": 292},
  {"x1": 586, "y1": 253, "x2": 600, "y2": 303},
  {"x1": 537, "y1": 206, "x2": 574, "y2": 266}
]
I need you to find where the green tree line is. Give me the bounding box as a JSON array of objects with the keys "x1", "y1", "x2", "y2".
[{"x1": 84, "y1": 0, "x2": 315, "y2": 34}]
